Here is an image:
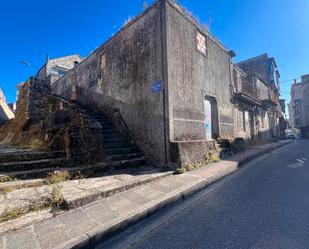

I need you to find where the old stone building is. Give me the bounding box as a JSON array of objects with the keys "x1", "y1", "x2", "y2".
[
  {"x1": 232, "y1": 65, "x2": 277, "y2": 142},
  {"x1": 36, "y1": 54, "x2": 83, "y2": 86},
  {"x1": 236, "y1": 53, "x2": 283, "y2": 138},
  {"x1": 236, "y1": 53, "x2": 281, "y2": 90},
  {"x1": 50, "y1": 0, "x2": 238, "y2": 167},
  {"x1": 45, "y1": 0, "x2": 283, "y2": 167}
]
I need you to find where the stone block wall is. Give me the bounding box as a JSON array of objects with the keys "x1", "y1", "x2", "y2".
[
  {"x1": 170, "y1": 140, "x2": 216, "y2": 167},
  {"x1": 52, "y1": 2, "x2": 168, "y2": 165},
  {"x1": 0, "y1": 78, "x2": 104, "y2": 164},
  {"x1": 165, "y1": 0, "x2": 234, "y2": 143}
]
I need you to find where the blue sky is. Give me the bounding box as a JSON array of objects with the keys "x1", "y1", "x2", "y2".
[{"x1": 1, "y1": 0, "x2": 308, "y2": 104}]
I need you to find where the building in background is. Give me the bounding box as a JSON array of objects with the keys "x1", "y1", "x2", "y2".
[
  {"x1": 236, "y1": 54, "x2": 283, "y2": 138},
  {"x1": 236, "y1": 53, "x2": 280, "y2": 90},
  {"x1": 289, "y1": 74, "x2": 309, "y2": 138},
  {"x1": 279, "y1": 99, "x2": 286, "y2": 115},
  {"x1": 0, "y1": 88, "x2": 15, "y2": 125},
  {"x1": 36, "y1": 54, "x2": 83, "y2": 86}
]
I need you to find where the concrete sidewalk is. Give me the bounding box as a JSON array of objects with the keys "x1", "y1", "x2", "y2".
[{"x1": 0, "y1": 140, "x2": 292, "y2": 249}]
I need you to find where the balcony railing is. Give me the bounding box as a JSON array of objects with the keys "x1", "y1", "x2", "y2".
[
  {"x1": 268, "y1": 89, "x2": 279, "y2": 104},
  {"x1": 261, "y1": 89, "x2": 279, "y2": 106},
  {"x1": 235, "y1": 77, "x2": 261, "y2": 103}
]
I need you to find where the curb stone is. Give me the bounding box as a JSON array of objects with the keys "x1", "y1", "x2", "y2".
[
  {"x1": 0, "y1": 169, "x2": 172, "y2": 235},
  {"x1": 67, "y1": 141, "x2": 293, "y2": 249},
  {"x1": 65, "y1": 171, "x2": 174, "y2": 209},
  {"x1": 237, "y1": 141, "x2": 293, "y2": 167},
  {"x1": 0, "y1": 141, "x2": 293, "y2": 249}
]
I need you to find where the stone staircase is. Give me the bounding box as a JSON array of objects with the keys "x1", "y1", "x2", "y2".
[
  {"x1": 0, "y1": 147, "x2": 68, "y2": 180},
  {"x1": 0, "y1": 101, "x2": 147, "y2": 181},
  {"x1": 72, "y1": 100, "x2": 147, "y2": 165}
]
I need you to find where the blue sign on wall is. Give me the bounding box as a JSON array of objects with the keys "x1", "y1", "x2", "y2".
[{"x1": 151, "y1": 81, "x2": 162, "y2": 93}]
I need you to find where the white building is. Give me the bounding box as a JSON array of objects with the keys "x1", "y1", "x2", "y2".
[{"x1": 289, "y1": 74, "x2": 309, "y2": 137}]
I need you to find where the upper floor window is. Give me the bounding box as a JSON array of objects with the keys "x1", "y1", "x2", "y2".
[{"x1": 196, "y1": 31, "x2": 207, "y2": 56}]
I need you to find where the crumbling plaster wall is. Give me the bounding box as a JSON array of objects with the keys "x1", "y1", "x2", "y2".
[
  {"x1": 237, "y1": 54, "x2": 269, "y2": 84},
  {"x1": 52, "y1": 3, "x2": 168, "y2": 165},
  {"x1": 165, "y1": 0, "x2": 234, "y2": 142}
]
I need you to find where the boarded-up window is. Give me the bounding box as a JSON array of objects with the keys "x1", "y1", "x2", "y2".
[
  {"x1": 196, "y1": 31, "x2": 207, "y2": 55},
  {"x1": 100, "y1": 53, "x2": 107, "y2": 71}
]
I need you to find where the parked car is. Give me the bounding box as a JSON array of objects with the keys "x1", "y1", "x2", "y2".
[{"x1": 287, "y1": 133, "x2": 296, "y2": 139}]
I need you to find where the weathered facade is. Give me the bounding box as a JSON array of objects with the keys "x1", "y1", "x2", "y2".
[
  {"x1": 236, "y1": 53, "x2": 280, "y2": 91},
  {"x1": 49, "y1": 0, "x2": 283, "y2": 167},
  {"x1": 36, "y1": 54, "x2": 83, "y2": 86},
  {"x1": 164, "y1": 0, "x2": 236, "y2": 165},
  {"x1": 53, "y1": 2, "x2": 167, "y2": 165},
  {"x1": 236, "y1": 54, "x2": 283, "y2": 138},
  {"x1": 232, "y1": 65, "x2": 276, "y2": 142},
  {"x1": 289, "y1": 74, "x2": 309, "y2": 138}
]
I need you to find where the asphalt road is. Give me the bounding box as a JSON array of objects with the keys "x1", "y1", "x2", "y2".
[{"x1": 97, "y1": 140, "x2": 309, "y2": 249}]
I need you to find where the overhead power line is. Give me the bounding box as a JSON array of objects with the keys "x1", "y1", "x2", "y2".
[{"x1": 279, "y1": 78, "x2": 301, "y2": 83}]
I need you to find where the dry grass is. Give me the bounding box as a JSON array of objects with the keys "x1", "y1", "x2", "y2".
[
  {"x1": 0, "y1": 201, "x2": 48, "y2": 223},
  {"x1": 50, "y1": 184, "x2": 65, "y2": 208},
  {"x1": 0, "y1": 208, "x2": 26, "y2": 223},
  {"x1": 0, "y1": 187, "x2": 12, "y2": 195},
  {"x1": 0, "y1": 175, "x2": 15, "y2": 183},
  {"x1": 28, "y1": 139, "x2": 46, "y2": 150},
  {"x1": 0, "y1": 186, "x2": 66, "y2": 223},
  {"x1": 47, "y1": 171, "x2": 70, "y2": 184},
  {"x1": 180, "y1": 150, "x2": 221, "y2": 173},
  {"x1": 203, "y1": 151, "x2": 220, "y2": 164},
  {"x1": 175, "y1": 168, "x2": 186, "y2": 174}
]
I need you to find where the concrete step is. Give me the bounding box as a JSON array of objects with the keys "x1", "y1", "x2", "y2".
[
  {"x1": 88, "y1": 114, "x2": 108, "y2": 119},
  {"x1": 92, "y1": 115, "x2": 110, "y2": 119},
  {"x1": 0, "y1": 178, "x2": 45, "y2": 192},
  {"x1": 103, "y1": 133, "x2": 131, "y2": 141},
  {"x1": 106, "y1": 152, "x2": 145, "y2": 161},
  {"x1": 0, "y1": 151, "x2": 65, "y2": 163},
  {"x1": 0, "y1": 157, "x2": 147, "y2": 180},
  {"x1": 104, "y1": 147, "x2": 139, "y2": 156},
  {"x1": 102, "y1": 132, "x2": 130, "y2": 138},
  {"x1": 0, "y1": 158, "x2": 69, "y2": 173},
  {"x1": 103, "y1": 141, "x2": 133, "y2": 149},
  {"x1": 101, "y1": 129, "x2": 121, "y2": 135},
  {"x1": 98, "y1": 121, "x2": 113, "y2": 126},
  {"x1": 65, "y1": 169, "x2": 172, "y2": 209},
  {"x1": 101, "y1": 124, "x2": 115, "y2": 131},
  {"x1": 0, "y1": 166, "x2": 172, "y2": 230}
]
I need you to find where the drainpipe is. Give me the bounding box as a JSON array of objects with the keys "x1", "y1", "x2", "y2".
[
  {"x1": 161, "y1": 0, "x2": 168, "y2": 165},
  {"x1": 228, "y1": 50, "x2": 236, "y2": 95},
  {"x1": 228, "y1": 50, "x2": 236, "y2": 137}
]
